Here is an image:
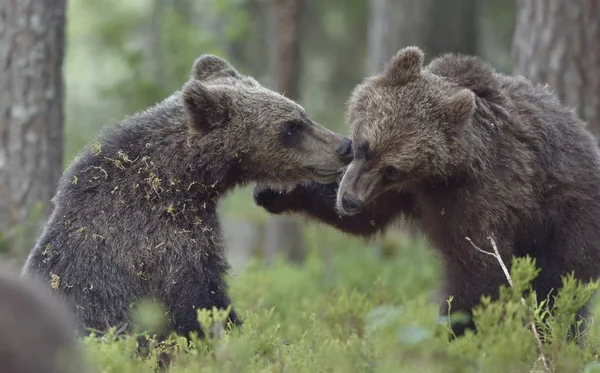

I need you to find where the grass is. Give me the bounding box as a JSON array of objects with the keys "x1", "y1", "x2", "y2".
[{"x1": 77, "y1": 203, "x2": 600, "y2": 372}]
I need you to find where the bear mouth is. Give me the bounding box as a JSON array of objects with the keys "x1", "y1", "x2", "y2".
[{"x1": 309, "y1": 167, "x2": 344, "y2": 181}]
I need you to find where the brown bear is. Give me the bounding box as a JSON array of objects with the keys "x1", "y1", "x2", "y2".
[
  {"x1": 22, "y1": 55, "x2": 353, "y2": 338},
  {"x1": 0, "y1": 263, "x2": 86, "y2": 373},
  {"x1": 253, "y1": 46, "x2": 600, "y2": 337}
]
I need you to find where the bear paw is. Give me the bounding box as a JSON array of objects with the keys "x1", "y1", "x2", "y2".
[{"x1": 253, "y1": 184, "x2": 297, "y2": 214}]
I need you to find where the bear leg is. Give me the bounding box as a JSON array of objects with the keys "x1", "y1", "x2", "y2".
[{"x1": 166, "y1": 270, "x2": 240, "y2": 339}]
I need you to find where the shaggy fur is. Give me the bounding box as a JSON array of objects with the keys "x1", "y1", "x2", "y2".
[
  {"x1": 0, "y1": 264, "x2": 85, "y2": 373},
  {"x1": 22, "y1": 55, "x2": 352, "y2": 337},
  {"x1": 254, "y1": 46, "x2": 600, "y2": 336}
]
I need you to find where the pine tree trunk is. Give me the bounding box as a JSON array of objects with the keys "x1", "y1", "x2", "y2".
[
  {"x1": 367, "y1": 0, "x2": 441, "y2": 245},
  {"x1": 0, "y1": 0, "x2": 67, "y2": 257},
  {"x1": 513, "y1": 0, "x2": 600, "y2": 137},
  {"x1": 367, "y1": 0, "x2": 391, "y2": 75},
  {"x1": 264, "y1": 0, "x2": 307, "y2": 264},
  {"x1": 370, "y1": 0, "x2": 478, "y2": 68},
  {"x1": 425, "y1": 0, "x2": 478, "y2": 57},
  {"x1": 368, "y1": 0, "x2": 435, "y2": 75}
]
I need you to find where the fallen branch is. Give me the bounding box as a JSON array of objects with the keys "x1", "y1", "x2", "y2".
[{"x1": 465, "y1": 236, "x2": 551, "y2": 373}]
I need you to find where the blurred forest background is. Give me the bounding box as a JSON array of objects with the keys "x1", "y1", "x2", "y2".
[
  {"x1": 1, "y1": 0, "x2": 599, "y2": 272},
  {"x1": 3, "y1": 1, "x2": 600, "y2": 371}
]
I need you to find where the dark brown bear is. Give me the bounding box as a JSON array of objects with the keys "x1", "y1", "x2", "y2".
[
  {"x1": 0, "y1": 263, "x2": 86, "y2": 373},
  {"x1": 254, "y1": 46, "x2": 600, "y2": 337},
  {"x1": 22, "y1": 55, "x2": 353, "y2": 338}
]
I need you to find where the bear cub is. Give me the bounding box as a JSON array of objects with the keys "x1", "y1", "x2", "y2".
[
  {"x1": 22, "y1": 55, "x2": 353, "y2": 338},
  {"x1": 254, "y1": 46, "x2": 600, "y2": 337}
]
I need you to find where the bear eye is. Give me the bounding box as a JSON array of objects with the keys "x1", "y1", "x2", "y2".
[
  {"x1": 285, "y1": 121, "x2": 300, "y2": 136},
  {"x1": 282, "y1": 120, "x2": 303, "y2": 147},
  {"x1": 383, "y1": 166, "x2": 404, "y2": 181}
]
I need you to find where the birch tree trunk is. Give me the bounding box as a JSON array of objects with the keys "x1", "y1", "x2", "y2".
[
  {"x1": 0, "y1": 0, "x2": 67, "y2": 257},
  {"x1": 513, "y1": 0, "x2": 600, "y2": 137}
]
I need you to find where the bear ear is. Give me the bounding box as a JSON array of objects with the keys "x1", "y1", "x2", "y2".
[
  {"x1": 182, "y1": 80, "x2": 232, "y2": 133},
  {"x1": 445, "y1": 89, "x2": 476, "y2": 125},
  {"x1": 383, "y1": 46, "x2": 424, "y2": 86},
  {"x1": 191, "y1": 54, "x2": 239, "y2": 81}
]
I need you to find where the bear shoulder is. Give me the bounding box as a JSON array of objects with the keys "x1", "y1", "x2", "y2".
[
  {"x1": 426, "y1": 54, "x2": 505, "y2": 104},
  {"x1": 426, "y1": 53, "x2": 510, "y2": 124}
]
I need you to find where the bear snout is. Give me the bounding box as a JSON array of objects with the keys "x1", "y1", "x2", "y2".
[{"x1": 336, "y1": 137, "x2": 354, "y2": 164}]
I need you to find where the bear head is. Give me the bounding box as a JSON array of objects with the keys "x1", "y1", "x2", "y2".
[
  {"x1": 337, "y1": 46, "x2": 477, "y2": 215},
  {"x1": 180, "y1": 55, "x2": 353, "y2": 186}
]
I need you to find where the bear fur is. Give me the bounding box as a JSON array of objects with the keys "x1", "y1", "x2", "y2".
[
  {"x1": 0, "y1": 263, "x2": 86, "y2": 373},
  {"x1": 254, "y1": 46, "x2": 600, "y2": 337},
  {"x1": 22, "y1": 55, "x2": 352, "y2": 338}
]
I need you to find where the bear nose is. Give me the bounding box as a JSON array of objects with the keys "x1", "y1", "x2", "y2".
[
  {"x1": 337, "y1": 137, "x2": 353, "y2": 164},
  {"x1": 341, "y1": 193, "x2": 364, "y2": 214}
]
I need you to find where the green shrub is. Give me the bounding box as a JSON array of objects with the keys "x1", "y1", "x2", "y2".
[{"x1": 78, "y1": 231, "x2": 600, "y2": 372}]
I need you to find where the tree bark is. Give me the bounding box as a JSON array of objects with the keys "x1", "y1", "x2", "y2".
[
  {"x1": 425, "y1": 0, "x2": 478, "y2": 57},
  {"x1": 368, "y1": 0, "x2": 435, "y2": 75},
  {"x1": 367, "y1": 0, "x2": 391, "y2": 75},
  {"x1": 264, "y1": 0, "x2": 307, "y2": 264},
  {"x1": 368, "y1": 0, "x2": 479, "y2": 69},
  {"x1": 367, "y1": 0, "x2": 439, "y2": 244},
  {"x1": 273, "y1": 0, "x2": 304, "y2": 99},
  {"x1": 513, "y1": 0, "x2": 600, "y2": 137},
  {"x1": 148, "y1": 0, "x2": 167, "y2": 87},
  {"x1": 0, "y1": 0, "x2": 67, "y2": 257}
]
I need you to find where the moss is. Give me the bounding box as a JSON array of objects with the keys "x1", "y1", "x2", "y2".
[
  {"x1": 105, "y1": 157, "x2": 126, "y2": 170},
  {"x1": 144, "y1": 172, "x2": 163, "y2": 199},
  {"x1": 90, "y1": 141, "x2": 102, "y2": 156},
  {"x1": 92, "y1": 233, "x2": 106, "y2": 241},
  {"x1": 85, "y1": 166, "x2": 109, "y2": 181},
  {"x1": 49, "y1": 273, "x2": 61, "y2": 290},
  {"x1": 166, "y1": 203, "x2": 176, "y2": 218},
  {"x1": 117, "y1": 150, "x2": 137, "y2": 164}
]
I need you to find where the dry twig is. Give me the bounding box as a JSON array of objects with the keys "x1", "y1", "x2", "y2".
[{"x1": 465, "y1": 236, "x2": 551, "y2": 373}]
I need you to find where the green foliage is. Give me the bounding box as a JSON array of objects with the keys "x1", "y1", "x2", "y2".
[
  {"x1": 0, "y1": 233, "x2": 6, "y2": 256},
  {"x1": 63, "y1": 0, "x2": 255, "y2": 165},
  {"x1": 76, "y1": 235, "x2": 600, "y2": 372},
  {"x1": 81, "y1": 0, "x2": 238, "y2": 114},
  {"x1": 0, "y1": 201, "x2": 45, "y2": 259}
]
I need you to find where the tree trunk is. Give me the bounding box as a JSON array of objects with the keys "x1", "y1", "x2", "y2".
[
  {"x1": 367, "y1": 0, "x2": 391, "y2": 75},
  {"x1": 368, "y1": 0, "x2": 435, "y2": 75},
  {"x1": 0, "y1": 0, "x2": 67, "y2": 258},
  {"x1": 273, "y1": 0, "x2": 304, "y2": 99},
  {"x1": 425, "y1": 0, "x2": 478, "y2": 58},
  {"x1": 368, "y1": 0, "x2": 478, "y2": 70},
  {"x1": 367, "y1": 0, "x2": 437, "y2": 246},
  {"x1": 513, "y1": 0, "x2": 600, "y2": 137},
  {"x1": 148, "y1": 0, "x2": 167, "y2": 87},
  {"x1": 264, "y1": 0, "x2": 307, "y2": 265}
]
